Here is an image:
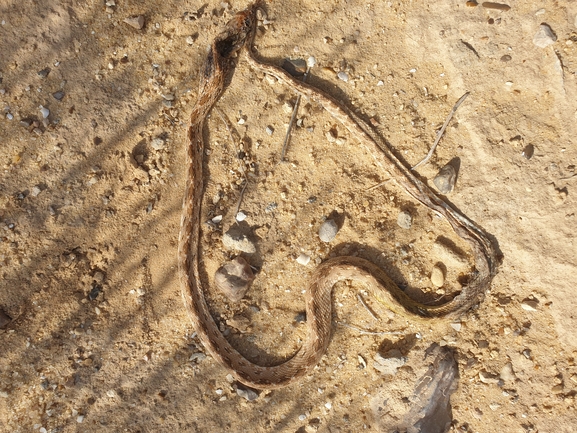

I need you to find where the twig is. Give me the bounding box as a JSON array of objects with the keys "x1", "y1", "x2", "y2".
[
  {"x1": 280, "y1": 58, "x2": 315, "y2": 161},
  {"x1": 357, "y1": 293, "x2": 379, "y2": 321},
  {"x1": 335, "y1": 321, "x2": 402, "y2": 336},
  {"x1": 366, "y1": 179, "x2": 391, "y2": 191},
  {"x1": 412, "y1": 92, "x2": 470, "y2": 170}
]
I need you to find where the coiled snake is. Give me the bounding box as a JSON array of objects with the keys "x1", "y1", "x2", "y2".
[{"x1": 178, "y1": 4, "x2": 499, "y2": 389}]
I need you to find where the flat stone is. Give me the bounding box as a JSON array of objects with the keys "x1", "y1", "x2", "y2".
[
  {"x1": 214, "y1": 256, "x2": 255, "y2": 302},
  {"x1": 318, "y1": 219, "x2": 339, "y2": 242},
  {"x1": 124, "y1": 15, "x2": 145, "y2": 30},
  {"x1": 533, "y1": 24, "x2": 557, "y2": 48},
  {"x1": 521, "y1": 298, "x2": 539, "y2": 311},
  {"x1": 222, "y1": 226, "x2": 256, "y2": 253}
]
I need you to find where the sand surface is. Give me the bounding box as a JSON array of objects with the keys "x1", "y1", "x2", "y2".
[{"x1": 1, "y1": 1, "x2": 576, "y2": 432}]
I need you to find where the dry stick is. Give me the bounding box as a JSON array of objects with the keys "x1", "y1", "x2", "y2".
[
  {"x1": 280, "y1": 65, "x2": 312, "y2": 161},
  {"x1": 357, "y1": 293, "x2": 380, "y2": 321},
  {"x1": 366, "y1": 179, "x2": 391, "y2": 191},
  {"x1": 411, "y1": 92, "x2": 470, "y2": 170}
]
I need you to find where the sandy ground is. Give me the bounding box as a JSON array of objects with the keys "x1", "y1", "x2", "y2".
[{"x1": 1, "y1": 1, "x2": 576, "y2": 432}]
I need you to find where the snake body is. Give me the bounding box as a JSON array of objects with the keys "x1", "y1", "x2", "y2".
[{"x1": 178, "y1": 4, "x2": 499, "y2": 389}]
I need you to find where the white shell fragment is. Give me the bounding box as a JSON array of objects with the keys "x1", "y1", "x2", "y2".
[{"x1": 296, "y1": 254, "x2": 311, "y2": 266}]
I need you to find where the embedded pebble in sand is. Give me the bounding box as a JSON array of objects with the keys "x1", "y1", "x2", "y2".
[
  {"x1": 318, "y1": 219, "x2": 339, "y2": 242},
  {"x1": 430, "y1": 265, "x2": 445, "y2": 287},
  {"x1": 214, "y1": 256, "x2": 255, "y2": 302},
  {"x1": 533, "y1": 24, "x2": 557, "y2": 48},
  {"x1": 124, "y1": 15, "x2": 145, "y2": 30},
  {"x1": 397, "y1": 211, "x2": 412, "y2": 229},
  {"x1": 433, "y1": 163, "x2": 457, "y2": 194}
]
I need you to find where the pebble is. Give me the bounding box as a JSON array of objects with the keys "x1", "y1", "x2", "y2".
[
  {"x1": 450, "y1": 322, "x2": 462, "y2": 332},
  {"x1": 433, "y1": 163, "x2": 457, "y2": 194},
  {"x1": 533, "y1": 24, "x2": 557, "y2": 48},
  {"x1": 337, "y1": 71, "x2": 349, "y2": 82},
  {"x1": 521, "y1": 298, "x2": 539, "y2": 311},
  {"x1": 6, "y1": 113, "x2": 13, "y2": 120},
  {"x1": 296, "y1": 254, "x2": 311, "y2": 266},
  {"x1": 214, "y1": 256, "x2": 255, "y2": 302},
  {"x1": 236, "y1": 386, "x2": 259, "y2": 401},
  {"x1": 500, "y1": 54, "x2": 512, "y2": 62},
  {"x1": 396, "y1": 211, "x2": 412, "y2": 229},
  {"x1": 150, "y1": 137, "x2": 165, "y2": 150},
  {"x1": 430, "y1": 265, "x2": 445, "y2": 287},
  {"x1": 52, "y1": 90, "x2": 65, "y2": 100},
  {"x1": 373, "y1": 350, "x2": 407, "y2": 376},
  {"x1": 479, "y1": 370, "x2": 500, "y2": 385},
  {"x1": 318, "y1": 219, "x2": 339, "y2": 242},
  {"x1": 265, "y1": 125, "x2": 274, "y2": 135},
  {"x1": 37, "y1": 67, "x2": 51, "y2": 78},
  {"x1": 500, "y1": 362, "x2": 516, "y2": 382},
  {"x1": 522, "y1": 144, "x2": 534, "y2": 159},
  {"x1": 124, "y1": 15, "x2": 145, "y2": 30},
  {"x1": 282, "y1": 101, "x2": 293, "y2": 113},
  {"x1": 30, "y1": 185, "x2": 42, "y2": 197},
  {"x1": 162, "y1": 93, "x2": 175, "y2": 101},
  {"x1": 39, "y1": 105, "x2": 49, "y2": 119},
  {"x1": 235, "y1": 211, "x2": 247, "y2": 222},
  {"x1": 222, "y1": 226, "x2": 256, "y2": 253}
]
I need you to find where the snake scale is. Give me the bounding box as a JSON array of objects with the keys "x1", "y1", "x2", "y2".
[{"x1": 178, "y1": 3, "x2": 499, "y2": 389}]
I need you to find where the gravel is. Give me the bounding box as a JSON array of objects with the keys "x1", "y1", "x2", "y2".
[{"x1": 318, "y1": 219, "x2": 338, "y2": 242}]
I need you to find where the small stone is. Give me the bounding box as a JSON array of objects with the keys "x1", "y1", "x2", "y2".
[
  {"x1": 236, "y1": 386, "x2": 259, "y2": 401},
  {"x1": 500, "y1": 362, "x2": 516, "y2": 382},
  {"x1": 373, "y1": 350, "x2": 407, "y2": 376},
  {"x1": 433, "y1": 163, "x2": 457, "y2": 194},
  {"x1": 223, "y1": 226, "x2": 256, "y2": 253},
  {"x1": 39, "y1": 105, "x2": 50, "y2": 119},
  {"x1": 6, "y1": 113, "x2": 13, "y2": 120},
  {"x1": 52, "y1": 91, "x2": 65, "y2": 100},
  {"x1": 396, "y1": 211, "x2": 412, "y2": 229},
  {"x1": 521, "y1": 144, "x2": 534, "y2": 159},
  {"x1": 430, "y1": 265, "x2": 445, "y2": 287},
  {"x1": 162, "y1": 93, "x2": 175, "y2": 101},
  {"x1": 489, "y1": 403, "x2": 501, "y2": 411},
  {"x1": 186, "y1": 35, "x2": 196, "y2": 45},
  {"x1": 77, "y1": 415, "x2": 84, "y2": 423},
  {"x1": 211, "y1": 215, "x2": 223, "y2": 224},
  {"x1": 533, "y1": 24, "x2": 557, "y2": 48},
  {"x1": 296, "y1": 254, "x2": 311, "y2": 266},
  {"x1": 307, "y1": 56, "x2": 317, "y2": 68},
  {"x1": 265, "y1": 125, "x2": 274, "y2": 135},
  {"x1": 214, "y1": 257, "x2": 255, "y2": 302},
  {"x1": 282, "y1": 101, "x2": 293, "y2": 113},
  {"x1": 500, "y1": 55, "x2": 512, "y2": 62},
  {"x1": 124, "y1": 15, "x2": 145, "y2": 30},
  {"x1": 37, "y1": 67, "x2": 51, "y2": 78},
  {"x1": 521, "y1": 298, "x2": 539, "y2": 311},
  {"x1": 337, "y1": 71, "x2": 349, "y2": 82},
  {"x1": 235, "y1": 211, "x2": 247, "y2": 222},
  {"x1": 450, "y1": 322, "x2": 462, "y2": 332},
  {"x1": 189, "y1": 352, "x2": 206, "y2": 362},
  {"x1": 325, "y1": 402, "x2": 332, "y2": 409},
  {"x1": 30, "y1": 185, "x2": 42, "y2": 197},
  {"x1": 151, "y1": 137, "x2": 165, "y2": 150},
  {"x1": 319, "y1": 219, "x2": 339, "y2": 242},
  {"x1": 479, "y1": 370, "x2": 500, "y2": 384}
]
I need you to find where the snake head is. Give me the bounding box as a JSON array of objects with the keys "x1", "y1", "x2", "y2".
[{"x1": 215, "y1": 3, "x2": 259, "y2": 59}]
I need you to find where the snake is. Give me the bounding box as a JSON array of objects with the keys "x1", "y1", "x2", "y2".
[{"x1": 178, "y1": 3, "x2": 500, "y2": 390}]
